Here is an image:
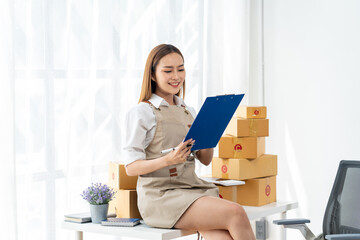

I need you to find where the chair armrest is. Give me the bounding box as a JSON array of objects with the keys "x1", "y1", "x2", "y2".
[
  {"x1": 273, "y1": 218, "x2": 315, "y2": 239},
  {"x1": 273, "y1": 218, "x2": 310, "y2": 225},
  {"x1": 325, "y1": 234, "x2": 360, "y2": 240}
]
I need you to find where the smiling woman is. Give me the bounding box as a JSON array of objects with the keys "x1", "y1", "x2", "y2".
[{"x1": 124, "y1": 44, "x2": 255, "y2": 240}]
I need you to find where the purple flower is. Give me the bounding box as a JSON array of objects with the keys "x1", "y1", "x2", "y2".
[{"x1": 80, "y1": 182, "x2": 116, "y2": 205}]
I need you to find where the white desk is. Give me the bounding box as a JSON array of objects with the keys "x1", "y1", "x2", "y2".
[{"x1": 62, "y1": 201, "x2": 298, "y2": 240}]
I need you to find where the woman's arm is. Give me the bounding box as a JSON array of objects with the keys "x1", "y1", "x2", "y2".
[
  {"x1": 125, "y1": 156, "x2": 169, "y2": 176},
  {"x1": 126, "y1": 138, "x2": 195, "y2": 176},
  {"x1": 196, "y1": 148, "x2": 214, "y2": 166}
]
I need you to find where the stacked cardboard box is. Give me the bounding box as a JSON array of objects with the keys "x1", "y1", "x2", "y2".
[
  {"x1": 212, "y1": 106, "x2": 278, "y2": 206},
  {"x1": 108, "y1": 162, "x2": 141, "y2": 218}
]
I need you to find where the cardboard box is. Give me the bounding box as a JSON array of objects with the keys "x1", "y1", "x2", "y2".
[
  {"x1": 108, "y1": 189, "x2": 141, "y2": 218},
  {"x1": 217, "y1": 176, "x2": 276, "y2": 206},
  {"x1": 237, "y1": 176, "x2": 276, "y2": 206},
  {"x1": 218, "y1": 185, "x2": 237, "y2": 202},
  {"x1": 236, "y1": 106, "x2": 267, "y2": 119},
  {"x1": 219, "y1": 135, "x2": 265, "y2": 159},
  {"x1": 109, "y1": 162, "x2": 138, "y2": 189},
  {"x1": 212, "y1": 154, "x2": 277, "y2": 180},
  {"x1": 225, "y1": 118, "x2": 269, "y2": 137}
]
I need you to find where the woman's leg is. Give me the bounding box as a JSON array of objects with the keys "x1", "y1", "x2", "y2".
[
  {"x1": 199, "y1": 229, "x2": 233, "y2": 240},
  {"x1": 174, "y1": 196, "x2": 255, "y2": 240}
]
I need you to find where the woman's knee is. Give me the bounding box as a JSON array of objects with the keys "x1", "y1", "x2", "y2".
[
  {"x1": 227, "y1": 203, "x2": 248, "y2": 225},
  {"x1": 235, "y1": 204, "x2": 246, "y2": 217},
  {"x1": 226, "y1": 202, "x2": 245, "y2": 215}
]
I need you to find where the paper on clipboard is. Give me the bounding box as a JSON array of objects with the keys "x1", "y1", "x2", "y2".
[
  {"x1": 184, "y1": 94, "x2": 244, "y2": 151},
  {"x1": 200, "y1": 177, "x2": 245, "y2": 186}
]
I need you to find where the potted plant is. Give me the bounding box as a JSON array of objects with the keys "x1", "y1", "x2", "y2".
[{"x1": 81, "y1": 182, "x2": 116, "y2": 224}]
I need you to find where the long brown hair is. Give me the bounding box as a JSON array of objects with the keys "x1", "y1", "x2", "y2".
[{"x1": 138, "y1": 44, "x2": 185, "y2": 103}]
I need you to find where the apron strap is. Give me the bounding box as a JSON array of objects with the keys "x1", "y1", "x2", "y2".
[
  {"x1": 142, "y1": 100, "x2": 161, "y2": 111},
  {"x1": 143, "y1": 100, "x2": 189, "y2": 115},
  {"x1": 180, "y1": 105, "x2": 189, "y2": 115}
]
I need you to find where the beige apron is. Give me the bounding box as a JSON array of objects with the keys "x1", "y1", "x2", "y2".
[{"x1": 137, "y1": 102, "x2": 219, "y2": 228}]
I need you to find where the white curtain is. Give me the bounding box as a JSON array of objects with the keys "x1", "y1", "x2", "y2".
[
  {"x1": 1, "y1": 1, "x2": 17, "y2": 239},
  {"x1": 0, "y1": 0, "x2": 250, "y2": 239}
]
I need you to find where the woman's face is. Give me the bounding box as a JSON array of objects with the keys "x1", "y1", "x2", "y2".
[{"x1": 153, "y1": 52, "x2": 185, "y2": 100}]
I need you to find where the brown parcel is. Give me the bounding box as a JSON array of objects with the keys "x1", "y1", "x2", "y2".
[
  {"x1": 237, "y1": 176, "x2": 276, "y2": 206},
  {"x1": 217, "y1": 176, "x2": 276, "y2": 206},
  {"x1": 219, "y1": 135, "x2": 265, "y2": 159},
  {"x1": 108, "y1": 162, "x2": 138, "y2": 189},
  {"x1": 109, "y1": 189, "x2": 141, "y2": 218},
  {"x1": 212, "y1": 154, "x2": 277, "y2": 180},
  {"x1": 236, "y1": 106, "x2": 267, "y2": 119},
  {"x1": 218, "y1": 185, "x2": 237, "y2": 202},
  {"x1": 225, "y1": 118, "x2": 269, "y2": 137}
]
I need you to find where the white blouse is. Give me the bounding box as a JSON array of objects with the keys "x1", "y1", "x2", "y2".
[{"x1": 122, "y1": 94, "x2": 196, "y2": 166}]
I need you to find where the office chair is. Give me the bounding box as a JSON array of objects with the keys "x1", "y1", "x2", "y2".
[{"x1": 273, "y1": 160, "x2": 360, "y2": 240}]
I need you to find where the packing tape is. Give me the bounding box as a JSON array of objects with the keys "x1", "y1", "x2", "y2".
[
  {"x1": 233, "y1": 151, "x2": 243, "y2": 159},
  {"x1": 233, "y1": 186, "x2": 237, "y2": 202},
  {"x1": 221, "y1": 172, "x2": 229, "y2": 179},
  {"x1": 232, "y1": 137, "x2": 243, "y2": 158},
  {"x1": 221, "y1": 162, "x2": 229, "y2": 179},
  {"x1": 249, "y1": 107, "x2": 266, "y2": 118},
  {"x1": 265, "y1": 177, "x2": 271, "y2": 203},
  {"x1": 249, "y1": 119, "x2": 258, "y2": 136},
  {"x1": 250, "y1": 108, "x2": 259, "y2": 117}
]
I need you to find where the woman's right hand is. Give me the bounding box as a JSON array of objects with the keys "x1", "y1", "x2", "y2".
[{"x1": 165, "y1": 138, "x2": 195, "y2": 166}]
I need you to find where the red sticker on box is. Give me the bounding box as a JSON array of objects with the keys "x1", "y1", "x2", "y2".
[
  {"x1": 112, "y1": 172, "x2": 115, "y2": 180},
  {"x1": 219, "y1": 194, "x2": 223, "y2": 199},
  {"x1": 234, "y1": 144, "x2": 242, "y2": 151},
  {"x1": 254, "y1": 109, "x2": 259, "y2": 115},
  {"x1": 265, "y1": 185, "x2": 271, "y2": 196},
  {"x1": 221, "y1": 165, "x2": 228, "y2": 173}
]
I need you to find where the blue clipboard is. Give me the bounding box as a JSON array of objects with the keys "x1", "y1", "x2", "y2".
[{"x1": 184, "y1": 94, "x2": 244, "y2": 151}]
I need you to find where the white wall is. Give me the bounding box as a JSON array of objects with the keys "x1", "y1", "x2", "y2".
[{"x1": 263, "y1": 0, "x2": 360, "y2": 239}]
